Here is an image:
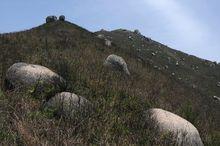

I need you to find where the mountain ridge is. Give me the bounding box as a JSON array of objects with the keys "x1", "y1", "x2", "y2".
[{"x1": 96, "y1": 28, "x2": 220, "y2": 97}]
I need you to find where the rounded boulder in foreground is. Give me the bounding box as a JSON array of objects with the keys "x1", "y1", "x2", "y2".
[
  {"x1": 104, "y1": 54, "x2": 130, "y2": 75},
  {"x1": 44, "y1": 92, "x2": 91, "y2": 118},
  {"x1": 144, "y1": 108, "x2": 203, "y2": 146},
  {"x1": 5, "y1": 63, "x2": 66, "y2": 98}
]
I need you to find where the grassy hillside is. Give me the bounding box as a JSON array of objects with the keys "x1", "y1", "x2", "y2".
[
  {"x1": 96, "y1": 29, "x2": 220, "y2": 97},
  {"x1": 0, "y1": 21, "x2": 219, "y2": 145}
]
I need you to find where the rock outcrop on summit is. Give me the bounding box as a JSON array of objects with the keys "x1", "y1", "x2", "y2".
[
  {"x1": 59, "y1": 15, "x2": 65, "y2": 21},
  {"x1": 46, "y1": 15, "x2": 57, "y2": 23},
  {"x1": 144, "y1": 108, "x2": 204, "y2": 146},
  {"x1": 104, "y1": 54, "x2": 130, "y2": 75}
]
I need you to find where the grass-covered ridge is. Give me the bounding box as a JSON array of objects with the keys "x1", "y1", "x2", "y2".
[{"x1": 0, "y1": 21, "x2": 219, "y2": 145}]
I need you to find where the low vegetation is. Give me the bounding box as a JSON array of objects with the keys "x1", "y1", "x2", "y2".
[{"x1": 0, "y1": 21, "x2": 219, "y2": 145}]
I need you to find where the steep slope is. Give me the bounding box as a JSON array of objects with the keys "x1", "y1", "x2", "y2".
[
  {"x1": 96, "y1": 29, "x2": 220, "y2": 98},
  {"x1": 0, "y1": 21, "x2": 219, "y2": 145}
]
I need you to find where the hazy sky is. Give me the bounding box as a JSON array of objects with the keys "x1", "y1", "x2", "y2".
[{"x1": 0, "y1": 0, "x2": 219, "y2": 62}]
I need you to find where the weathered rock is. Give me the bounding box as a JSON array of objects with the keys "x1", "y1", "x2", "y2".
[
  {"x1": 134, "y1": 29, "x2": 141, "y2": 35},
  {"x1": 46, "y1": 16, "x2": 57, "y2": 23},
  {"x1": 213, "y1": 96, "x2": 220, "y2": 101},
  {"x1": 5, "y1": 63, "x2": 66, "y2": 98},
  {"x1": 97, "y1": 34, "x2": 105, "y2": 39},
  {"x1": 144, "y1": 108, "x2": 203, "y2": 146},
  {"x1": 105, "y1": 39, "x2": 112, "y2": 47},
  {"x1": 96, "y1": 34, "x2": 112, "y2": 47},
  {"x1": 59, "y1": 15, "x2": 65, "y2": 21},
  {"x1": 128, "y1": 36, "x2": 132, "y2": 40},
  {"x1": 209, "y1": 62, "x2": 216, "y2": 67},
  {"x1": 176, "y1": 61, "x2": 179, "y2": 66},
  {"x1": 192, "y1": 84, "x2": 197, "y2": 89},
  {"x1": 44, "y1": 92, "x2": 91, "y2": 118},
  {"x1": 217, "y1": 82, "x2": 220, "y2": 87},
  {"x1": 151, "y1": 52, "x2": 156, "y2": 56},
  {"x1": 153, "y1": 66, "x2": 158, "y2": 69},
  {"x1": 104, "y1": 54, "x2": 130, "y2": 75},
  {"x1": 145, "y1": 37, "x2": 152, "y2": 42}
]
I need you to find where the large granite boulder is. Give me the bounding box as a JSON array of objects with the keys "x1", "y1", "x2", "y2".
[
  {"x1": 144, "y1": 108, "x2": 203, "y2": 146},
  {"x1": 46, "y1": 16, "x2": 57, "y2": 23},
  {"x1": 5, "y1": 63, "x2": 66, "y2": 98},
  {"x1": 104, "y1": 54, "x2": 130, "y2": 75},
  {"x1": 44, "y1": 92, "x2": 91, "y2": 118},
  {"x1": 59, "y1": 15, "x2": 65, "y2": 21}
]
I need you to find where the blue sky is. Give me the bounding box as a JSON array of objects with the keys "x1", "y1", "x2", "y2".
[{"x1": 0, "y1": 0, "x2": 219, "y2": 62}]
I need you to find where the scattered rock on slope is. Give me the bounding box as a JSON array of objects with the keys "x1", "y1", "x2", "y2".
[
  {"x1": 97, "y1": 34, "x2": 105, "y2": 39},
  {"x1": 144, "y1": 108, "x2": 203, "y2": 146},
  {"x1": 104, "y1": 54, "x2": 130, "y2": 75},
  {"x1": 5, "y1": 63, "x2": 66, "y2": 97},
  {"x1": 105, "y1": 39, "x2": 112, "y2": 47},
  {"x1": 96, "y1": 34, "x2": 112, "y2": 47},
  {"x1": 213, "y1": 96, "x2": 220, "y2": 101},
  {"x1": 44, "y1": 92, "x2": 91, "y2": 118}
]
